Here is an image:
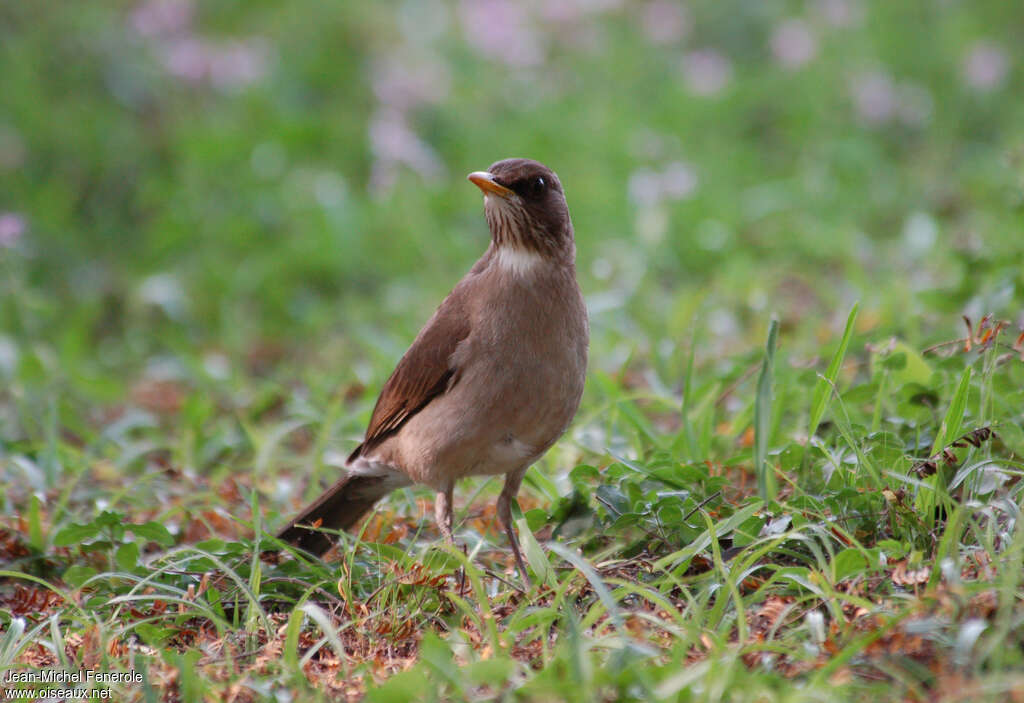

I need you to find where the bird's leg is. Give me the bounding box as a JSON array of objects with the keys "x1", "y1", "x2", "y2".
[
  {"x1": 497, "y1": 468, "x2": 531, "y2": 585},
  {"x1": 435, "y1": 481, "x2": 455, "y2": 544},
  {"x1": 435, "y1": 481, "x2": 466, "y2": 591}
]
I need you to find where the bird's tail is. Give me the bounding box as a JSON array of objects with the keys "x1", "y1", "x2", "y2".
[{"x1": 276, "y1": 472, "x2": 399, "y2": 556}]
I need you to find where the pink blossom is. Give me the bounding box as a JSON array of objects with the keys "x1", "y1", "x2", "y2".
[
  {"x1": 0, "y1": 212, "x2": 26, "y2": 248},
  {"x1": 372, "y1": 53, "x2": 451, "y2": 111},
  {"x1": 458, "y1": 0, "x2": 543, "y2": 67},
  {"x1": 627, "y1": 169, "x2": 662, "y2": 207},
  {"x1": 640, "y1": 0, "x2": 690, "y2": 45},
  {"x1": 161, "y1": 37, "x2": 268, "y2": 87},
  {"x1": 208, "y1": 40, "x2": 269, "y2": 88},
  {"x1": 536, "y1": 0, "x2": 619, "y2": 49},
  {"x1": 161, "y1": 37, "x2": 207, "y2": 82},
  {"x1": 628, "y1": 162, "x2": 698, "y2": 206},
  {"x1": 368, "y1": 110, "x2": 446, "y2": 194},
  {"x1": 660, "y1": 161, "x2": 698, "y2": 199},
  {"x1": 682, "y1": 49, "x2": 732, "y2": 96},
  {"x1": 130, "y1": 0, "x2": 193, "y2": 38},
  {"x1": 815, "y1": 0, "x2": 862, "y2": 28},
  {"x1": 771, "y1": 19, "x2": 817, "y2": 70},
  {"x1": 539, "y1": 0, "x2": 622, "y2": 24},
  {"x1": 850, "y1": 71, "x2": 895, "y2": 125},
  {"x1": 963, "y1": 41, "x2": 1009, "y2": 91}
]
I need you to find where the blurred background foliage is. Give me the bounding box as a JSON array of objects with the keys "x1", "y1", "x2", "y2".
[
  {"x1": 3, "y1": 5, "x2": 1024, "y2": 695},
  {"x1": 0, "y1": 0, "x2": 1022, "y2": 403}
]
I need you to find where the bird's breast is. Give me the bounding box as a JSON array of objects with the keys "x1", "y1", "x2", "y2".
[
  {"x1": 465, "y1": 264, "x2": 587, "y2": 427},
  {"x1": 384, "y1": 261, "x2": 587, "y2": 487}
]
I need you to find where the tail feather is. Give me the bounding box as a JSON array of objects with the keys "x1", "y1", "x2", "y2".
[{"x1": 276, "y1": 474, "x2": 395, "y2": 556}]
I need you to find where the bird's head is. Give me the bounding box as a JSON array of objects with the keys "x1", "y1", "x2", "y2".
[{"x1": 468, "y1": 158, "x2": 574, "y2": 262}]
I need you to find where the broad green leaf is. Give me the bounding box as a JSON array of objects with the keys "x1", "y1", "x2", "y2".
[
  {"x1": 465, "y1": 658, "x2": 515, "y2": 685},
  {"x1": 525, "y1": 508, "x2": 547, "y2": 531},
  {"x1": 95, "y1": 510, "x2": 124, "y2": 528},
  {"x1": 115, "y1": 541, "x2": 140, "y2": 571},
  {"x1": 871, "y1": 340, "x2": 933, "y2": 387},
  {"x1": 130, "y1": 521, "x2": 176, "y2": 547},
  {"x1": 876, "y1": 539, "x2": 909, "y2": 560},
  {"x1": 61, "y1": 565, "x2": 97, "y2": 588},
  {"x1": 833, "y1": 548, "x2": 868, "y2": 580},
  {"x1": 134, "y1": 623, "x2": 174, "y2": 647},
  {"x1": 366, "y1": 669, "x2": 432, "y2": 703},
  {"x1": 53, "y1": 522, "x2": 103, "y2": 546}
]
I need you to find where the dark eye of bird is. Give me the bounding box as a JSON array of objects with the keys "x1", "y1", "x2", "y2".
[{"x1": 511, "y1": 175, "x2": 547, "y2": 198}]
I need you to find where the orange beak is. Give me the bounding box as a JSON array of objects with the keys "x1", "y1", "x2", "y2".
[{"x1": 467, "y1": 171, "x2": 514, "y2": 199}]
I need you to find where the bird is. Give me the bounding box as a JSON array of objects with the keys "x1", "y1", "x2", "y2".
[{"x1": 276, "y1": 158, "x2": 588, "y2": 580}]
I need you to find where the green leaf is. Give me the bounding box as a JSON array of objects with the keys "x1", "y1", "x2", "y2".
[
  {"x1": 754, "y1": 318, "x2": 779, "y2": 501},
  {"x1": 129, "y1": 521, "x2": 176, "y2": 547},
  {"x1": 548, "y1": 542, "x2": 623, "y2": 631},
  {"x1": 366, "y1": 669, "x2": 431, "y2": 703},
  {"x1": 731, "y1": 514, "x2": 765, "y2": 548},
  {"x1": 465, "y1": 658, "x2": 515, "y2": 685},
  {"x1": 569, "y1": 464, "x2": 600, "y2": 486},
  {"x1": 27, "y1": 495, "x2": 44, "y2": 551},
  {"x1": 53, "y1": 522, "x2": 103, "y2": 546},
  {"x1": 95, "y1": 511, "x2": 124, "y2": 528},
  {"x1": 134, "y1": 623, "x2": 173, "y2": 647},
  {"x1": 595, "y1": 484, "x2": 629, "y2": 516},
  {"x1": 880, "y1": 352, "x2": 907, "y2": 370},
  {"x1": 61, "y1": 565, "x2": 97, "y2": 588},
  {"x1": 512, "y1": 500, "x2": 555, "y2": 587},
  {"x1": 876, "y1": 539, "x2": 908, "y2": 560},
  {"x1": 115, "y1": 542, "x2": 140, "y2": 571},
  {"x1": 194, "y1": 538, "x2": 226, "y2": 552},
  {"x1": 524, "y1": 508, "x2": 547, "y2": 531},
  {"x1": 930, "y1": 367, "x2": 972, "y2": 456},
  {"x1": 418, "y1": 631, "x2": 458, "y2": 683},
  {"x1": 913, "y1": 367, "x2": 972, "y2": 529},
  {"x1": 809, "y1": 302, "x2": 859, "y2": 438},
  {"x1": 871, "y1": 340, "x2": 933, "y2": 387},
  {"x1": 680, "y1": 333, "x2": 700, "y2": 462},
  {"x1": 652, "y1": 500, "x2": 763, "y2": 574},
  {"x1": 832, "y1": 548, "x2": 868, "y2": 580}
]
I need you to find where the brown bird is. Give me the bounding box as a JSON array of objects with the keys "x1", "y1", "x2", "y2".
[{"x1": 277, "y1": 158, "x2": 588, "y2": 579}]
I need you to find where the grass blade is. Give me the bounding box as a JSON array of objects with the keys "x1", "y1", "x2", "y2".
[
  {"x1": 917, "y1": 367, "x2": 972, "y2": 526},
  {"x1": 755, "y1": 318, "x2": 779, "y2": 501},
  {"x1": 548, "y1": 542, "x2": 623, "y2": 632},
  {"x1": 680, "y1": 330, "x2": 700, "y2": 462},
  {"x1": 808, "y1": 302, "x2": 859, "y2": 439},
  {"x1": 512, "y1": 500, "x2": 555, "y2": 587},
  {"x1": 930, "y1": 367, "x2": 972, "y2": 456}
]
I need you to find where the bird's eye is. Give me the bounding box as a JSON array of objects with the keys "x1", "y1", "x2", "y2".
[{"x1": 531, "y1": 177, "x2": 545, "y2": 194}]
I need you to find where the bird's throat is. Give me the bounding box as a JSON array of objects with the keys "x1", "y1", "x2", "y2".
[{"x1": 494, "y1": 246, "x2": 545, "y2": 276}]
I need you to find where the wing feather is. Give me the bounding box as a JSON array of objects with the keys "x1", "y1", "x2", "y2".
[{"x1": 348, "y1": 291, "x2": 471, "y2": 460}]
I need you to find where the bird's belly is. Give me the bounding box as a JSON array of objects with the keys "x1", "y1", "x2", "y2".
[
  {"x1": 391, "y1": 349, "x2": 583, "y2": 488},
  {"x1": 468, "y1": 434, "x2": 540, "y2": 477}
]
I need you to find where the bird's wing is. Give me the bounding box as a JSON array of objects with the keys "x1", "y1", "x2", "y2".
[{"x1": 349, "y1": 290, "x2": 472, "y2": 459}]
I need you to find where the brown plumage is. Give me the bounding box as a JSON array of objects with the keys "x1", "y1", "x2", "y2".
[{"x1": 276, "y1": 158, "x2": 588, "y2": 580}]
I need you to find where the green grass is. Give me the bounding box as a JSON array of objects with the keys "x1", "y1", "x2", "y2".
[{"x1": 2, "y1": 0, "x2": 1024, "y2": 700}]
